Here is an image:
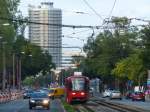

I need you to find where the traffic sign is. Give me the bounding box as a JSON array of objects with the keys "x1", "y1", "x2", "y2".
[{"x1": 147, "y1": 79, "x2": 150, "y2": 85}]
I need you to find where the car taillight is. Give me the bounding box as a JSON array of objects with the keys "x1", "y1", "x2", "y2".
[
  {"x1": 72, "y1": 92, "x2": 76, "y2": 95},
  {"x1": 81, "y1": 92, "x2": 85, "y2": 95}
]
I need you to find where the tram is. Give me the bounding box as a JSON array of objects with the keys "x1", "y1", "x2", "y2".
[{"x1": 65, "y1": 72, "x2": 89, "y2": 104}]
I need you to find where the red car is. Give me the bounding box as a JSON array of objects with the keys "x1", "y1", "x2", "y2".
[{"x1": 132, "y1": 92, "x2": 145, "y2": 102}]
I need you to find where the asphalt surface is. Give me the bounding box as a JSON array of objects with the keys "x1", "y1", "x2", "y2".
[
  {"x1": 0, "y1": 98, "x2": 64, "y2": 112},
  {"x1": 1, "y1": 95, "x2": 150, "y2": 112}
]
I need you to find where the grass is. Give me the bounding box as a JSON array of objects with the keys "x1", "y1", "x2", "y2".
[{"x1": 62, "y1": 100, "x2": 76, "y2": 112}]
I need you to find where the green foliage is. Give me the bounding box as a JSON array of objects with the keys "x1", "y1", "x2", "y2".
[
  {"x1": 111, "y1": 17, "x2": 131, "y2": 28},
  {"x1": 140, "y1": 27, "x2": 150, "y2": 69},
  {"x1": 23, "y1": 76, "x2": 35, "y2": 86},
  {"x1": 62, "y1": 100, "x2": 75, "y2": 112},
  {"x1": 83, "y1": 30, "x2": 136, "y2": 78},
  {"x1": 112, "y1": 53, "x2": 144, "y2": 82},
  {"x1": 13, "y1": 37, "x2": 54, "y2": 79},
  {"x1": 82, "y1": 17, "x2": 146, "y2": 85}
]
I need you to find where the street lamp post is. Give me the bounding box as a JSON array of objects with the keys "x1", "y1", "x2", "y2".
[
  {"x1": 18, "y1": 52, "x2": 25, "y2": 90},
  {"x1": 2, "y1": 41, "x2": 7, "y2": 91},
  {"x1": 17, "y1": 52, "x2": 32, "y2": 90},
  {"x1": 12, "y1": 53, "x2": 15, "y2": 89},
  {"x1": 18, "y1": 55, "x2": 21, "y2": 90}
]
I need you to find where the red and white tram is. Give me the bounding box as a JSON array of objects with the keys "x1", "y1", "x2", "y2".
[{"x1": 65, "y1": 72, "x2": 89, "y2": 104}]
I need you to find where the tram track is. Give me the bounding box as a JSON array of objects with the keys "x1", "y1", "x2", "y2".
[
  {"x1": 73, "y1": 99, "x2": 149, "y2": 112},
  {"x1": 92, "y1": 99, "x2": 149, "y2": 112},
  {"x1": 74, "y1": 105, "x2": 95, "y2": 112}
]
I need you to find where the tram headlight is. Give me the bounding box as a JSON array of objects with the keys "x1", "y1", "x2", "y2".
[
  {"x1": 81, "y1": 92, "x2": 85, "y2": 95},
  {"x1": 72, "y1": 92, "x2": 76, "y2": 95}
]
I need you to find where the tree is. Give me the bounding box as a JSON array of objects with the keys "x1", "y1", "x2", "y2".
[
  {"x1": 112, "y1": 53, "x2": 145, "y2": 85},
  {"x1": 140, "y1": 26, "x2": 150, "y2": 69},
  {"x1": 82, "y1": 17, "x2": 140, "y2": 86},
  {"x1": 23, "y1": 76, "x2": 35, "y2": 87}
]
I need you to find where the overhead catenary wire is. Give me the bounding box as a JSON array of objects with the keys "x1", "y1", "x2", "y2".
[
  {"x1": 64, "y1": 29, "x2": 92, "y2": 36},
  {"x1": 82, "y1": 0, "x2": 103, "y2": 20},
  {"x1": 40, "y1": 46, "x2": 83, "y2": 51},
  {"x1": 0, "y1": 17, "x2": 102, "y2": 29},
  {"x1": 0, "y1": 16, "x2": 149, "y2": 30},
  {"x1": 62, "y1": 35, "x2": 85, "y2": 42},
  {"x1": 108, "y1": 0, "x2": 117, "y2": 19}
]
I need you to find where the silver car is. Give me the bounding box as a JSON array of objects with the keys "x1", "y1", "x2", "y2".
[
  {"x1": 110, "y1": 90, "x2": 122, "y2": 100},
  {"x1": 102, "y1": 89, "x2": 114, "y2": 97}
]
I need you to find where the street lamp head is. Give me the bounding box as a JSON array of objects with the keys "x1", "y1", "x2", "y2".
[
  {"x1": 2, "y1": 23, "x2": 10, "y2": 26},
  {"x1": 21, "y1": 51, "x2": 25, "y2": 54},
  {"x1": 28, "y1": 54, "x2": 32, "y2": 57},
  {"x1": 0, "y1": 36, "x2": 3, "y2": 39}
]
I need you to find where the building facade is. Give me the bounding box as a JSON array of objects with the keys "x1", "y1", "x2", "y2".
[{"x1": 29, "y1": 2, "x2": 62, "y2": 67}]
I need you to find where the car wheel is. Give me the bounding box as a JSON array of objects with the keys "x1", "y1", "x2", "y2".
[
  {"x1": 142, "y1": 99, "x2": 145, "y2": 102},
  {"x1": 120, "y1": 98, "x2": 122, "y2": 100},
  {"x1": 52, "y1": 96, "x2": 54, "y2": 100},
  {"x1": 29, "y1": 105, "x2": 32, "y2": 110},
  {"x1": 132, "y1": 99, "x2": 134, "y2": 101},
  {"x1": 46, "y1": 106, "x2": 49, "y2": 110}
]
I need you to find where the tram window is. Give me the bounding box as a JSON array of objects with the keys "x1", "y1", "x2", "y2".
[
  {"x1": 68, "y1": 82, "x2": 72, "y2": 89},
  {"x1": 71, "y1": 78, "x2": 85, "y2": 91},
  {"x1": 86, "y1": 83, "x2": 89, "y2": 91}
]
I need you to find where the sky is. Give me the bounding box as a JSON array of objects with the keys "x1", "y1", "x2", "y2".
[{"x1": 19, "y1": 0, "x2": 150, "y2": 54}]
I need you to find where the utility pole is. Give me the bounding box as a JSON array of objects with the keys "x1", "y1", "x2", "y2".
[
  {"x1": 18, "y1": 52, "x2": 25, "y2": 90},
  {"x1": 16, "y1": 56, "x2": 19, "y2": 89},
  {"x1": 2, "y1": 42, "x2": 6, "y2": 91},
  {"x1": 18, "y1": 56, "x2": 21, "y2": 90},
  {"x1": 12, "y1": 53, "x2": 15, "y2": 89}
]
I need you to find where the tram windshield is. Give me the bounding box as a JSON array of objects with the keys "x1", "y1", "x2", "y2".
[{"x1": 71, "y1": 78, "x2": 85, "y2": 91}]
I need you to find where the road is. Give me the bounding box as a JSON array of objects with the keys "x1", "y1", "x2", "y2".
[
  {"x1": 0, "y1": 99, "x2": 64, "y2": 112},
  {"x1": 1, "y1": 96, "x2": 150, "y2": 112}
]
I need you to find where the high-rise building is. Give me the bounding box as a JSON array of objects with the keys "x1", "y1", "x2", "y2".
[{"x1": 29, "y1": 2, "x2": 62, "y2": 67}]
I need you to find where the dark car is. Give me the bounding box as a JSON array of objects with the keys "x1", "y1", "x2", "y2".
[
  {"x1": 132, "y1": 91, "x2": 145, "y2": 102},
  {"x1": 29, "y1": 92, "x2": 50, "y2": 110},
  {"x1": 125, "y1": 91, "x2": 133, "y2": 99},
  {"x1": 23, "y1": 90, "x2": 34, "y2": 99}
]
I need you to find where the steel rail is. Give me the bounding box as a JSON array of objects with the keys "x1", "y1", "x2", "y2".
[
  {"x1": 94, "y1": 100, "x2": 149, "y2": 112},
  {"x1": 74, "y1": 104, "x2": 94, "y2": 112}
]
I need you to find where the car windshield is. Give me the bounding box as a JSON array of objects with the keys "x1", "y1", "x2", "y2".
[
  {"x1": 49, "y1": 89, "x2": 55, "y2": 93},
  {"x1": 31, "y1": 93, "x2": 48, "y2": 98},
  {"x1": 135, "y1": 92, "x2": 143, "y2": 94},
  {"x1": 26, "y1": 90, "x2": 33, "y2": 93},
  {"x1": 112, "y1": 90, "x2": 120, "y2": 93}
]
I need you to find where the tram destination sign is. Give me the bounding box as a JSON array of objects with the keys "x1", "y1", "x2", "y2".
[{"x1": 74, "y1": 72, "x2": 82, "y2": 76}]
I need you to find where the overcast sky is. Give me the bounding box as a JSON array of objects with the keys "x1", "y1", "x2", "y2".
[{"x1": 19, "y1": 0, "x2": 150, "y2": 53}]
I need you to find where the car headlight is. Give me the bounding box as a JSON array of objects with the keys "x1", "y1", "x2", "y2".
[
  {"x1": 30, "y1": 99, "x2": 35, "y2": 103},
  {"x1": 48, "y1": 94, "x2": 52, "y2": 96},
  {"x1": 43, "y1": 99, "x2": 49, "y2": 104}
]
